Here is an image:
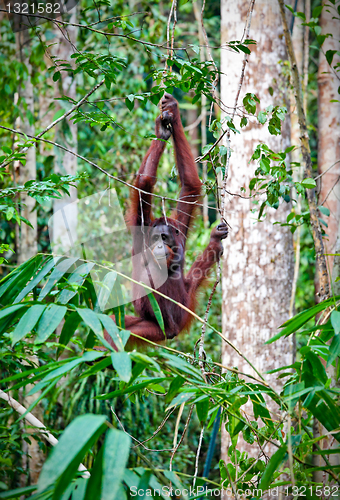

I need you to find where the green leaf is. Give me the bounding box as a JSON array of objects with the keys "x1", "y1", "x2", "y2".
[
  {"x1": 312, "y1": 5, "x2": 323, "y2": 18},
  {"x1": 325, "y1": 49, "x2": 337, "y2": 66},
  {"x1": 39, "y1": 257, "x2": 78, "y2": 301},
  {"x1": 125, "y1": 97, "x2": 134, "y2": 111},
  {"x1": 331, "y1": 310, "x2": 340, "y2": 335},
  {"x1": 196, "y1": 398, "x2": 209, "y2": 426},
  {"x1": 6, "y1": 207, "x2": 15, "y2": 221},
  {"x1": 76, "y1": 308, "x2": 103, "y2": 335},
  {"x1": 35, "y1": 304, "x2": 67, "y2": 343},
  {"x1": 94, "y1": 272, "x2": 117, "y2": 312},
  {"x1": 98, "y1": 314, "x2": 128, "y2": 351},
  {"x1": 29, "y1": 351, "x2": 103, "y2": 396},
  {"x1": 165, "y1": 376, "x2": 185, "y2": 404},
  {"x1": 53, "y1": 71, "x2": 61, "y2": 82},
  {"x1": 96, "y1": 377, "x2": 167, "y2": 400},
  {"x1": 0, "y1": 304, "x2": 27, "y2": 322},
  {"x1": 0, "y1": 486, "x2": 37, "y2": 499},
  {"x1": 110, "y1": 352, "x2": 132, "y2": 382},
  {"x1": 304, "y1": 351, "x2": 327, "y2": 384},
  {"x1": 11, "y1": 304, "x2": 46, "y2": 345},
  {"x1": 167, "y1": 392, "x2": 193, "y2": 409},
  {"x1": 257, "y1": 110, "x2": 267, "y2": 124},
  {"x1": 37, "y1": 415, "x2": 107, "y2": 498},
  {"x1": 147, "y1": 293, "x2": 165, "y2": 335},
  {"x1": 14, "y1": 256, "x2": 59, "y2": 303},
  {"x1": 58, "y1": 262, "x2": 95, "y2": 304},
  {"x1": 318, "y1": 205, "x2": 330, "y2": 217},
  {"x1": 52, "y1": 109, "x2": 65, "y2": 122},
  {"x1": 327, "y1": 334, "x2": 340, "y2": 367},
  {"x1": 267, "y1": 296, "x2": 340, "y2": 343},
  {"x1": 57, "y1": 312, "x2": 81, "y2": 357},
  {"x1": 301, "y1": 178, "x2": 316, "y2": 189},
  {"x1": 258, "y1": 445, "x2": 287, "y2": 490},
  {"x1": 240, "y1": 116, "x2": 248, "y2": 128},
  {"x1": 101, "y1": 429, "x2": 131, "y2": 500}
]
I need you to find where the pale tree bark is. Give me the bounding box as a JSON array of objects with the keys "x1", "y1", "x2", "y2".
[
  {"x1": 317, "y1": 2, "x2": 340, "y2": 281},
  {"x1": 220, "y1": 0, "x2": 294, "y2": 465},
  {"x1": 15, "y1": 30, "x2": 37, "y2": 263},
  {"x1": 278, "y1": 0, "x2": 330, "y2": 300}
]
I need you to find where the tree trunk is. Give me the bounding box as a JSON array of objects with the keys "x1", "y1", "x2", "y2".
[
  {"x1": 15, "y1": 30, "x2": 37, "y2": 263},
  {"x1": 314, "y1": 2, "x2": 340, "y2": 483},
  {"x1": 317, "y1": 2, "x2": 340, "y2": 280},
  {"x1": 51, "y1": 11, "x2": 78, "y2": 254},
  {"x1": 220, "y1": 0, "x2": 294, "y2": 464}
]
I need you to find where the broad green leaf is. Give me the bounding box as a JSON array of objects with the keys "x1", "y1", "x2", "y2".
[
  {"x1": 94, "y1": 271, "x2": 117, "y2": 312},
  {"x1": 98, "y1": 313, "x2": 127, "y2": 351},
  {"x1": 0, "y1": 256, "x2": 43, "y2": 305},
  {"x1": 0, "y1": 485, "x2": 37, "y2": 499},
  {"x1": 28, "y1": 351, "x2": 103, "y2": 396},
  {"x1": 257, "y1": 110, "x2": 267, "y2": 124},
  {"x1": 327, "y1": 334, "x2": 340, "y2": 367},
  {"x1": 196, "y1": 398, "x2": 209, "y2": 426},
  {"x1": 76, "y1": 308, "x2": 103, "y2": 335},
  {"x1": 37, "y1": 415, "x2": 107, "y2": 496},
  {"x1": 57, "y1": 312, "x2": 81, "y2": 357},
  {"x1": 147, "y1": 293, "x2": 165, "y2": 335},
  {"x1": 0, "y1": 304, "x2": 26, "y2": 321},
  {"x1": 58, "y1": 262, "x2": 95, "y2": 304},
  {"x1": 267, "y1": 296, "x2": 340, "y2": 343},
  {"x1": 318, "y1": 205, "x2": 330, "y2": 217},
  {"x1": 96, "y1": 377, "x2": 167, "y2": 400},
  {"x1": 11, "y1": 304, "x2": 46, "y2": 345},
  {"x1": 111, "y1": 352, "x2": 132, "y2": 382},
  {"x1": 38, "y1": 257, "x2": 78, "y2": 301},
  {"x1": 101, "y1": 429, "x2": 131, "y2": 499},
  {"x1": 331, "y1": 310, "x2": 340, "y2": 335},
  {"x1": 160, "y1": 352, "x2": 203, "y2": 381},
  {"x1": 14, "y1": 256, "x2": 59, "y2": 303},
  {"x1": 304, "y1": 351, "x2": 327, "y2": 384},
  {"x1": 258, "y1": 445, "x2": 287, "y2": 490},
  {"x1": 35, "y1": 304, "x2": 67, "y2": 343},
  {"x1": 167, "y1": 391, "x2": 194, "y2": 410},
  {"x1": 165, "y1": 376, "x2": 185, "y2": 404},
  {"x1": 301, "y1": 178, "x2": 316, "y2": 189}
]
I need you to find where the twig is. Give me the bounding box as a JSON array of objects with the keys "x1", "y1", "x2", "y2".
[
  {"x1": 0, "y1": 389, "x2": 89, "y2": 477},
  {"x1": 193, "y1": 426, "x2": 204, "y2": 488},
  {"x1": 136, "y1": 408, "x2": 176, "y2": 446},
  {"x1": 110, "y1": 407, "x2": 172, "y2": 452},
  {"x1": 314, "y1": 160, "x2": 340, "y2": 181},
  {"x1": 195, "y1": 264, "x2": 221, "y2": 378},
  {"x1": 169, "y1": 404, "x2": 194, "y2": 471},
  {"x1": 172, "y1": 402, "x2": 185, "y2": 452}
]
